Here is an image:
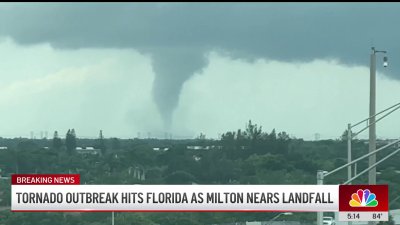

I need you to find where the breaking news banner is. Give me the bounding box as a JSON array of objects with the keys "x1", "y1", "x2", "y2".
[{"x1": 10, "y1": 174, "x2": 388, "y2": 222}]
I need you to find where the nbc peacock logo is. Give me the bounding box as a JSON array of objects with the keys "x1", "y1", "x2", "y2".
[{"x1": 349, "y1": 189, "x2": 378, "y2": 207}]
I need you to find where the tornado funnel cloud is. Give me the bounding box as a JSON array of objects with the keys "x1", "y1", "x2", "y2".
[{"x1": 151, "y1": 49, "x2": 208, "y2": 130}]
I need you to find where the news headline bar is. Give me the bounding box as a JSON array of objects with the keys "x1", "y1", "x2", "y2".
[
  {"x1": 10, "y1": 174, "x2": 388, "y2": 216},
  {"x1": 12, "y1": 184, "x2": 338, "y2": 211}
]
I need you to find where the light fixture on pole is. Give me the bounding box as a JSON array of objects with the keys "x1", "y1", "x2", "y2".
[{"x1": 383, "y1": 56, "x2": 388, "y2": 67}]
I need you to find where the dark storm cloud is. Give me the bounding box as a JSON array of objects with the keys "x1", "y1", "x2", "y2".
[{"x1": 1, "y1": 3, "x2": 399, "y2": 127}]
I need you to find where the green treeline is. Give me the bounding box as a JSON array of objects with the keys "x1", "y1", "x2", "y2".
[{"x1": 0, "y1": 121, "x2": 399, "y2": 225}]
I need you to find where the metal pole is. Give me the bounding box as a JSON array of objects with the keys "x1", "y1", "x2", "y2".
[
  {"x1": 354, "y1": 163, "x2": 357, "y2": 177},
  {"x1": 369, "y1": 47, "x2": 376, "y2": 186},
  {"x1": 347, "y1": 124, "x2": 352, "y2": 225},
  {"x1": 347, "y1": 123, "x2": 352, "y2": 184},
  {"x1": 317, "y1": 170, "x2": 324, "y2": 225},
  {"x1": 112, "y1": 211, "x2": 114, "y2": 225}
]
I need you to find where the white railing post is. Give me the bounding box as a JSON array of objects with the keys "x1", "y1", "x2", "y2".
[{"x1": 317, "y1": 170, "x2": 324, "y2": 225}]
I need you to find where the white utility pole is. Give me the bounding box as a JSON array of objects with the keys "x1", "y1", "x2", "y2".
[
  {"x1": 369, "y1": 47, "x2": 387, "y2": 186},
  {"x1": 369, "y1": 47, "x2": 377, "y2": 186}
]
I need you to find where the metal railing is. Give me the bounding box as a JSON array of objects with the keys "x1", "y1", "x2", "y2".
[{"x1": 316, "y1": 101, "x2": 400, "y2": 225}]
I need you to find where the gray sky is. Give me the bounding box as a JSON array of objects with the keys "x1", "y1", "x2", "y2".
[{"x1": 1, "y1": 3, "x2": 400, "y2": 140}]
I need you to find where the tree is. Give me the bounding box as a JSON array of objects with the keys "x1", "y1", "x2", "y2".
[
  {"x1": 52, "y1": 131, "x2": 63, "y2": 150},
  {"x1": 340, "y1": 129, "x2": 349, "y2": 141},
  {"x1": 267, "y1": 129, "x2": 276, "y2": 140},
  {"x1": 277, "y1": 131, "x2": 290, "y2": 155},
  {"x1": 245, "y1": 120, "x2": 262, "y2": 141},
  {"x1": 236, "y1": 129, "x2": 248, "y2": 154},
  {"x1": 197, "y1": 133, "x2": 206, "y2": 140},
  {"x1": 71, "y1": 129, "x2": 77, "y2": 148},
  {"x1": 197, "y1": 133, "x2": 207, "y2": 147},
  {"x1": 65, "y1": 129, "x2": 77, "y2": 154},
  {"x1": 221, "y1": 131, "x2": 235, "y2": 149},
  {"x1": 110, "y1": 138, "x2": 121, "y2": 150},
  {"x1": 340, "y1": 129, "x2": 356, "y2": 141},
  {"x1": 245, "y1": 120, "x2": 262, "y2": 154}
]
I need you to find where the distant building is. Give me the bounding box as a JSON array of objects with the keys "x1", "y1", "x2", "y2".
[
  {"x1": 193, "y1": 155, "x2": 201, "y2": 161},
  {"x1": 186, "y1": 145, "x2": 222, "y2": 150},
  {"x1": 152, "y1": 147, "x2": 169, "y2": 151},
  {"x1": 128, "y1": 167, "x2": 145, "y2": 181},
  {"x1": 76, "y1": 147, "x2": 101, "y2": 155},
  {"x1": 187, "y1": 145, "x2": 208, "y2": 150}
]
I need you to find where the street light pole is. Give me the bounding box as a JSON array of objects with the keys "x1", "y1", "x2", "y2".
[
  {"x1": 347, "y1": 123, "x2": 353, "y2": 225},
  {"x1": 317, "y1": 170, "x2": 324, "y2": 225},
  {"x1": 369, "y1": 47, "x2": 377, "y2": 186},
  {"x1": 347, "y1": 123, "x2": 352, "y2": 184},
  {"x1": 369, "y1": 47, "x2": 387, "y2": 225},
  {"x1": 369, "y1": 47, "x2": 387, "y2": 186}
]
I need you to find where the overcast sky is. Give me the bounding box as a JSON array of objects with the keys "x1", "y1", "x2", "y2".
[{"x1": 1, "y1": 3, "x2": 400, "y2": 140}]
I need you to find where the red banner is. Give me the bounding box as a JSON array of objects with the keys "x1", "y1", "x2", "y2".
[
  {"x1": 339, "y1": 185, "x2": 388, "y2": 212},
  {"x1": 11, "y1": 174, "x2": 80, "y2": 185}
]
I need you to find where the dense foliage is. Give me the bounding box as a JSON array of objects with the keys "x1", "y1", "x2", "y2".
[{"x1": 0, "y1": 121, "x2": 399, "y2": 225}]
